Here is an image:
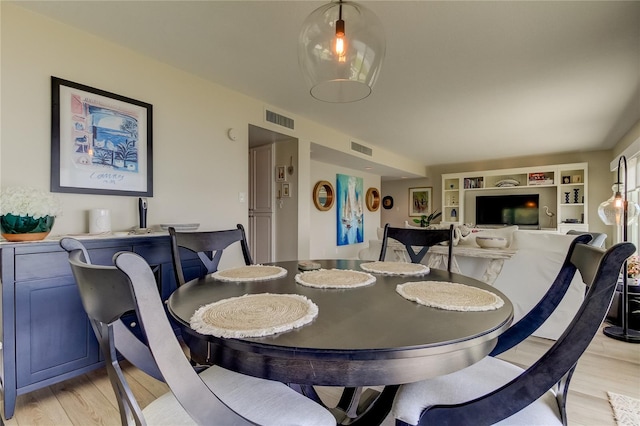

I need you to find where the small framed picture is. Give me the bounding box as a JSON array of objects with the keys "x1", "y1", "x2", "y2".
[
  {"x1": 562, "y1": 176, "x2": 571, "y2": 184},
  {"x1": 408, "y1": 187, "x2": 432, "y2": 217},
  {"x1": 572, "y1": 175, "x2": 582, "y2": 183},
  {"x1": 281, "y1": 183, "x2": 291, "y2": 197},
  {"x1": 276, "y1": 166, "x2": 286, "y2": 182}
]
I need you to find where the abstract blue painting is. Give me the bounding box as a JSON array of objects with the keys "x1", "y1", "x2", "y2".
[{"x1": 336, "y1": 174, "x2": 364, "y2": 246}]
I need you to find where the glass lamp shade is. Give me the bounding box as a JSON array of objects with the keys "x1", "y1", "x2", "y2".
[
  {"x1": 598, "y1": 184, "x2": 640, "y2": 225},
  {"x1": 298, "y1": 0, "x2": 386, "y2": 103}
]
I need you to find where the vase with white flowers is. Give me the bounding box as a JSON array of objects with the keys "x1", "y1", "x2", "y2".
[{"x1": 0, "y1": 187, "x2": 62, "y2": 242}]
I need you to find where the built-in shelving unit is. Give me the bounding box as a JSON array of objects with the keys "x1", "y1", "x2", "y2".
[{"x1": 441, "y1": 163, "x2": 588, "y2": 232}]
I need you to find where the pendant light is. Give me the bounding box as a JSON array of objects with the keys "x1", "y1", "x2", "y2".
[{"x1": 298, "y1": 0, "x2": 386, "y2": 103}]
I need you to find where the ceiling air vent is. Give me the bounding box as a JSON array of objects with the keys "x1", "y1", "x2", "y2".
[
  {"x1": 265, "y1": 109, "x2": 295, "y2": 130},
  {"x1": 351, "y1": 141, "x2": 373, "y2": 156}
]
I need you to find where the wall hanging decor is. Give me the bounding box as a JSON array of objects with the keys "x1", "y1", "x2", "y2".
[
  {"x1": 409, "y1": 187, "x2": 432, "y2": 217},
  {"x1": 365, "y1": 187, "x2": 381, "y2": 212},
  {"x1": 51, "y1": 76, "x2": 153, "y2": 196},
  {"x1": 382, "y1": 196, "x2": 393, "y2": 209},
  {"x1": 336, "y1": 174, "x2": 363, "y2": 246},
  {"x1": 313, "y1": 181, "x2": 335, "y2": 211}
]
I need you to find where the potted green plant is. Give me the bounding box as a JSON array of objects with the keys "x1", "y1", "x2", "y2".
[{"x1": 413, "y1": 209, "x2": 442, "y2": 227}]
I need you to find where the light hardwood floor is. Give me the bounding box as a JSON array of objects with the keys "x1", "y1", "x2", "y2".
[{"x1": 2, "y1": 324, "x2": 638, "y2": 426}]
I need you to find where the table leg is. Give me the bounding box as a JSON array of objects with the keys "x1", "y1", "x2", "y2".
[{"x1": 292, "y1": 385, "x2": 398, "y2": 426}]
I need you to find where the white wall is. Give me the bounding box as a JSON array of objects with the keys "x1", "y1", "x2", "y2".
[
  {"x1": 1, "y1": 5, "x2": 255, "y2": 239},
  {"x1": 0, "y1": 4, "x2": 417, "y2": 265},
  {"x1": 310, "y1": 160, "x2": 381, "y2": 260}
]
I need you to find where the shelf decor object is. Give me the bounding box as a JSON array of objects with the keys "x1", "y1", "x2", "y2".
[
  {"x1": 298, "y1": 0, "x2": 385, "y2": 103},
  {"x1": 597, "y1": 155, "x2": 640, "y2": 343}
]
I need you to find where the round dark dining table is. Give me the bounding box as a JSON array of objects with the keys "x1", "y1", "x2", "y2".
[{"x1": 168, "y1": 259, "x2": 513, "y2": 387}]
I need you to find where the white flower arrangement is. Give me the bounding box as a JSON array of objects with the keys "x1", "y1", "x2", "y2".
[
  {"x1": 627, "y1": 255, "x2": 640, "y2": 278},
  {"x1": 0, "y1": 187, "x2": 62, "y2": 219}
]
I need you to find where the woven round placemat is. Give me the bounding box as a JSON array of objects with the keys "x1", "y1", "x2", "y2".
[
  {"x1": 396, "y1": 281, "x2": 504, "y2": 311},
  {"x1": 360, "y1": 261, "x2": 430, "y2": 276},
  {"x1": 212, "y1": 265, "x2": 287, "y2": 282},
  {"x1": 295, "y1": 269, "x2": 376, "y2": 289},
  {"x1": 190, "y1": 293, "x2": 318, "y2": 338}
]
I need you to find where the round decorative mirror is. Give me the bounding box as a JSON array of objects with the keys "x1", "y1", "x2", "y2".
[
  {"x1": 313, "y1": 181, "x2": 335, "y2": 211},
  {"x1": 366, "y1": 187, "x2": 381, "y2": 212},
  {"x1": 382, "y1": 196, "x2": 394, "y2": 209}
]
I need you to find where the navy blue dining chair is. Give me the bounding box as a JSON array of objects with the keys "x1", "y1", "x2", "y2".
[
  {"x1": 391, "y1": 239, "x2": 635, "y2": 426},
  {"x1": 379, "y1": 223, "x2": 454, "y2": 271},
  {"x1": 169, "y1": 224, "x2": 253, "y2": 287},
  {"x1": 59, "y1": 237, "x2": 335, "y2": 426}
]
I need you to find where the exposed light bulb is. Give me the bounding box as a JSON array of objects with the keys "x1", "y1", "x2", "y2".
[
  {"x1": 335, "y1": 36, "x2": 345, "y2": 55},
  {"x1": 614, "y1": 195, "x2": 623, "y2": 208},
  {"x1": 335, "y1": 17, "x2": 346, "y2": 61}
]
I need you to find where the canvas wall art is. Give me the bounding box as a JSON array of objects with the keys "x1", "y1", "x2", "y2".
[{"x1": 336, "y1": 173, "x2": 364, "y2": 246}]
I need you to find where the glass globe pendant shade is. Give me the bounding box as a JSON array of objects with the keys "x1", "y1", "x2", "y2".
[
  {"x1": 598, "y1": 184, "x2": 640, "y2": 225},
  {"x1": 298, "y1": 0, "x2": 386, "y2": 103}
]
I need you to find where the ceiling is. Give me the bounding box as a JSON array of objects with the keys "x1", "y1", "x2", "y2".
[{"x1": 14, "y1": 1, "x2": 640, "y2": 177}]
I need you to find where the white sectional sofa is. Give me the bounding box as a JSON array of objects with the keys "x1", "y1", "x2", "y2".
[{"x1": 358, "y1": 227, "x2": 606, "y2": 340}]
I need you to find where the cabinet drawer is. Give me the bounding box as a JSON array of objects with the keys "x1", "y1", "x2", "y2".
[
  {"x1": 14, "y1": 245, "x2": 130, "y2": 281},
  {"x1": 15, "y1": 251, "x2": 70, "y2": 280}
]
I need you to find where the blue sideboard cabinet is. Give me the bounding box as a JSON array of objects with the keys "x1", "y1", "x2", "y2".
[{"x1": 0, "y1": 234, "x2": 203, "y2": 419}]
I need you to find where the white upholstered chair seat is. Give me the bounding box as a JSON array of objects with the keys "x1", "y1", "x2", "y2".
[
  {"x1": 143, "y1": 364, "x2": 336, "y2": 425},
  {"x1": 391, "y1": 356, "x2": 562, "y2": 426}
]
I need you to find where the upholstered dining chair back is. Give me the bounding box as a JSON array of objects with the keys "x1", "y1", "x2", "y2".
[
  {"x1": 379, "y1": 223, "x2": 454, "y2": 271},
  {"x1": 169, "y1": 224, "x2": 253, "y2": 287},
  {"x1": 59, "y1": 237, "x2": 334, "y2": 426},
  {"x1": 566, "y1": 229, "x2": 607, "y2": 247},
  {"x1": 488, "y1": 233, "x2": 592, "y2": 355},
  {"x1": 391, "y1": 240, "x2": 635, "y2": 426}
]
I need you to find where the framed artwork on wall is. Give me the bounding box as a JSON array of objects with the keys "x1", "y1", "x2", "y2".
[
  {"x1": 50, "y1": 76, "x2": 153, "y2": 196},
  {"x1": 409, "y1": 187, "x2": 432, "y2": 217},
  {"x1": 276, "y1": 165, "x2": 286, "y2": 182}
]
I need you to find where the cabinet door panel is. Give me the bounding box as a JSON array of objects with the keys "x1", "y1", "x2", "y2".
[
  {"x1": 15, "y1": 277, "x2": 99, "y2": 387},
  {"x1": 250, "y1": 213, "x2": 273, "y2": 264},
  {"x1": 135, "y1": 242, "x2": 173, "y2": 265},
  {"x1": 250, "y1": 144, "x2": 273, "y2": 212}
]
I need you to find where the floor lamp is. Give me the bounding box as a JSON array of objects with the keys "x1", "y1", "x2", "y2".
[{"x1": 598, "y1": 155, "x2": 640, "y2": 343}]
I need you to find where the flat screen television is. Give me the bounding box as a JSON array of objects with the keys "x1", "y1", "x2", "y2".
[{"x1": 476, "y1": 194, "x2": 539, "y2": 227}]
